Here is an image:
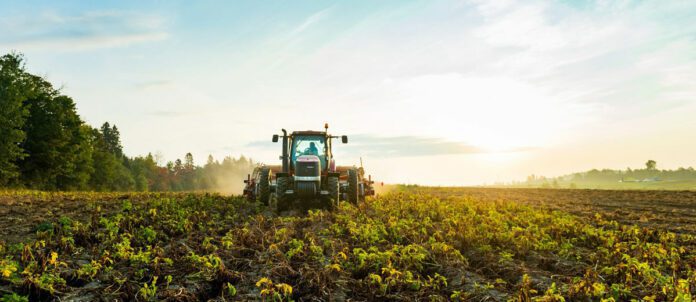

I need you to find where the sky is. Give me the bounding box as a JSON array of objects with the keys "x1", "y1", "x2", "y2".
[{"x1": 1, "y1": 0, "x2": 695, "y2": 185}]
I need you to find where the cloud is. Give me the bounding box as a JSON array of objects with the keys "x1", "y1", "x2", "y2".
[
  {"x1": 3, "y1": 33, "x2": 169, "y2": 52},
  {"x1": 346, "y1": 135, "x2": 481, "y2": 157},
  {"x1": 136, "y1": 80, "x2": 172, "y2": 90},
  {"x1": 288, "y1": 7, "x2": 332, "y2": 38},
  {"x1": 246, "y1": 134, "x2": 484, "y2": 157},
  {"x1": 146, "y1": 110, "x2": 189, "y2": 117},
  {"x1": 463, "y1": 0, "x2": 696, "y2": 118},
  {"x1": 0, "y1": 10, "x2": 169, "y2": 52}
]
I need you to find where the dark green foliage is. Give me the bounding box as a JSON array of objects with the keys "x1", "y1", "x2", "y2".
[
  {"x1": 0, "y1": 53, "x2": 31, "y2": 186},
  {"x1": 89, "y1": 124, "x2": 134, "y2": 191},
  {"x1": 646, "y1": 159, "x2": 657, "y2": 170},
  {"x1": 20, "y1": 80, "x2": 93, "y2": 190},
  {"x1": 100, "y1": 122, "x2": 124, "y2": 159},
  {"x1": 35, "y1": 221, "x2": 54, "y2": 234},
  {"x1": 130, "y1": 153, "x2": 161, "y2": 192},
  {"x1": 1, "y1": 293, "x2": 29, "y2": 302},
  {"x1": 181, "y1": 152, "x2": 196, "y2": 191}
]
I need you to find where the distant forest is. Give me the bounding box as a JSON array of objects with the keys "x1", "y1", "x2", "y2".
[
  {"x1": 0, "y1": 53, "x2": 254, "y2": 192},
  {"x1": 505, "y1": 160, "x2": 696, "y2": 190}
]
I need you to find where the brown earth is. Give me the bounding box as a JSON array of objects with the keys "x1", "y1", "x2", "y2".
[{"x1": 414, "y1": 187, "x2": 696, "y2": 235}]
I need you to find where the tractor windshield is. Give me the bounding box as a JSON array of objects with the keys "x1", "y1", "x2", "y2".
[{"x1": 292, "y1": 135, "x2": 326, "y2": 168}]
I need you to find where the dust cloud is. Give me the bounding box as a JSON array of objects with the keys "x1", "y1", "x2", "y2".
[
  {"x1": 374, "y1": 183, "x2": 397, "y2": 196},
  {"x1": 208, "y1": 169, "x2": 253, "y2": 195},
  {"x1": 198, "y1": 156, "x2": 256, "y2": 196}
]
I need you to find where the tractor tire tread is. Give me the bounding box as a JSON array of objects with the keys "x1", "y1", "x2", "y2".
[
  {"x1": 348, "y1": 168, "x2": 359, "y2": 204},
  {"x1": 257, "y1": 167, "x2": 271, "y2": 206}
]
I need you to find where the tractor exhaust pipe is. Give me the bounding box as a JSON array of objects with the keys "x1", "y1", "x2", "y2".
[{"x1": 281, "y1": 129, "x2": 289, "y2": 173}]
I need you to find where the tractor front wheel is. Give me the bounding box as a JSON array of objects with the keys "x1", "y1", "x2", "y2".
[
  {"x1": 276, "y1": 176, "x2": 291, "y2": 212},
  {"x1": 257, "y1": 167, "x2": 271, "y2": 205},
  {"x1": 347, "y1": 168, "x2": 359, "y2": 204}
]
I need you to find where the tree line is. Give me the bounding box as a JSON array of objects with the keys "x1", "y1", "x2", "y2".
[
  {"x1": 515, "y1": 160, "x2": 696, "y2": 190},
  {"x1": 0, "y1": 53, "x2": 254, "y2": 191}
]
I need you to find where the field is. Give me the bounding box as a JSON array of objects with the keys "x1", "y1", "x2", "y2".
[{"x1": 0, "y1": 188, "x2": 695, "y2": 301}]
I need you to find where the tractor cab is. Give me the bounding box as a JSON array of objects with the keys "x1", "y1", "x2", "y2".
[{"x1": 290, "y1": 133, "x2": 329, "y2": 173}]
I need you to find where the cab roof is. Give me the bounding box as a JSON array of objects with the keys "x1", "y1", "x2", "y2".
[{"x1": 291, "y1": 130, "x2": 327, "y2": 136}]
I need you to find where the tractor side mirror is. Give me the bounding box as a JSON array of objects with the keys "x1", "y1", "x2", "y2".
[
  {"x1": 272, "y1": 134, "x2": 279, "y2": 142},
  {"x1": 341, "y1": 135, "x2": 348, "y2": 144}
]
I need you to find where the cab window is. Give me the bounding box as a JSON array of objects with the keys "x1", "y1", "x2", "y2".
[{"x1": 292, "y1": 135, "x2": 326, "y2": 167}]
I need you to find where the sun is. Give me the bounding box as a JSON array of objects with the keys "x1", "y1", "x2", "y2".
[{"x1": 395, "y1": 74, "x2": 577, "y2": 153}]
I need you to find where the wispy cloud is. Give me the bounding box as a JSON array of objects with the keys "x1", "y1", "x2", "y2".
[
  {"x1": 146, "y1": 110, "x2": 189, "y2": 118},
  {"x1": 135, "y1": 80, "x2": 172, "y2": 90},
  {"x1": 0, "y1": 10, "x2": 169, "y2": 52},
  {"x1": 464, "y1": 0, "x2": 696, "y2": 118},
  {"x1": 345, "y1": 135, "x2": 481, "y2": 157},
  {"x1": 288, "y1": 7, "x2": 332, "y2": 38}
]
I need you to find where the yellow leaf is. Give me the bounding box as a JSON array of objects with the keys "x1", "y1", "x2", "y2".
[
  {"x1": 276, "y1": 283, "x2": 293, "y2": 295},
  {"x1": 326, "y1": 263, "x2": 342, "y2": 272},
  {"x1": 49, "y1": 252, "x2": 58, "y2": 265},
  {"x1": 592, "y1": 282, "x2": 606, "y2": 296},
  {"x1": 2, "y1": 268, "x2": 14, "y2": 278},
  {"x1": 256, "y1": 277, "x2": 272, "y2": 288}
]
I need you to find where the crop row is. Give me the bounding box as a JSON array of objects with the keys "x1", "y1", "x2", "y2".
[{"x1": 0, "y1": 189, "x2": 694, "y2": 301}]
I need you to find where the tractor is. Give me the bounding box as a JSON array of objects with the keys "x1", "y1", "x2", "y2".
[{"x1": 243, "y1": 124, "x2": 374, "y2": 211}]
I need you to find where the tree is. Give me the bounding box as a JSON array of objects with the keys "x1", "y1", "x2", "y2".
[
  {"x1": 129, "y1": 153, "x2": 160, "y2": 191},
  {"x1": 89, "y1": 128, "x2": 116, "y2": 190},
  {"x1": 100, "y1": 122, "x2": 124, "y2": 159},
  {"x1": 167, "y1": 159, "x2": 184, "y2": 191},
  {"x1": 646, "y1": 160, "x2": 657, "y2": 171},
  {"x1": 200, "y1": 155, "x2": 218, "y2": 190},
  {"x1": 89, "y1": 125, "x2": 133, "y2": 191},
  {"x1": 0, "y1": 53, "x2": 31, "y2": 185},
  {"x1": 19, "y1": 77, "x2": 93, "y2": 190},
  {"x1": 184, "y1": 153, "x2": 194, "y2": 170},
  {"x1": 181, "y1": 153, "x2": 196, "y2": 190},
  {"x1": 59, "y1": 123, "x2": 93, "y2": 190},
  {"x1": 174, "y1": 159, "x2": 183, "y2": 173}
]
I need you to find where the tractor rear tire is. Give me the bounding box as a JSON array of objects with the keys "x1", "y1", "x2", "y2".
[
  {"x1": 347, "y1": 168, "x2": 359, "y2": 204},
  {"x1": 276, "y1": 176, "x2": 291, "y2": 212},
  {"x1": 257, "y1": 167, "x2": 271, "y2": 206},
  {"x1": 327, "y1": 176, "x2": 340, "y2": 210}
]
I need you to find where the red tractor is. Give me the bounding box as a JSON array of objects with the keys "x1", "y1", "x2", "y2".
[{"x1": 244, "y1": 124, "x2": 374, "y2": 211}]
